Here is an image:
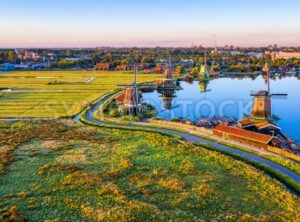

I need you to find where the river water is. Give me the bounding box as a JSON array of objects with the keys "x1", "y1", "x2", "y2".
[{"x1": 142, "y1": 76, "x2": 300, "y2": 141}]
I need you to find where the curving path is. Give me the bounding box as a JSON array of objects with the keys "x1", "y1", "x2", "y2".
[{"x1": 74, "y1": 95, "x2": 300, "y2": 185}]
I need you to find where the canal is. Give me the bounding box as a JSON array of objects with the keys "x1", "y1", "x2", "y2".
[{"x1": 142, "y1": 75, "x2": 300, "y2": 141}]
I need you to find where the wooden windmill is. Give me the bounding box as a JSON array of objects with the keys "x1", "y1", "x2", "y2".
[
  {"x1": 162, "y1": 56, "x2": 174, "y2": 88},
  {"x1": 250, "y1": 63, "x2": 287, "y2": 122},
  {"x1": 117, "y1": 64, "x2": 144, "y2": 115}
]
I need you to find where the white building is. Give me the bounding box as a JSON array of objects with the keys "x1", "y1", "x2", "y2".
[
  {"x1": 246, "y1": 52, "x2": 264, "y2": 58},
  {"x1": 266, "y1": 51, "x2": 300, "y2": 60}
]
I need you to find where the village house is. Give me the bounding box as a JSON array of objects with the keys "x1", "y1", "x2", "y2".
[
  {"x1": 25, "y1": 51, "x2": 39, "y2": 60},
  {"x1": 95, "y1": 63, "x2": 111, "y2": 70},
  {"x1": 155, "y1": 64, "x2": 163, "y2": 73},
  {"x1": 15, "y1": 50, "x2": 40, "y2": 61},
  {"x1": 116, "y1": 65, "x2": 129, "y2": 71},
  {"x1": 237, "y1": 119, "x2": 281, "y2": 136}
]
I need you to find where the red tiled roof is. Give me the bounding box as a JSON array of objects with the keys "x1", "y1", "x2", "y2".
[
  {"x1": 115, "y1": 92, "x2": 126, "y2": 104},
  {"x1": 116, "y1": 65, "x2": 130, "y2": 70},
  {"x1": 238, "y1": 119, "x2": 281, "y2": 130},
  {"x1": 95, "y1": 63, "x2": 110, "y2": 69},
  {"x1": 143, "y1": 69, "x2": 156, "y2": 74},
  {"x1": 123, "y1": 87, "x2": 141, "y2": 106},
  {"x1": 214, "y1": 124, "x2": 273, "y2": 144}
]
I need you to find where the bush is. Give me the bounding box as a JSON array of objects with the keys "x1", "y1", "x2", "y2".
[
  {"x1": 171, "y1": 117, "x2": 181, "y2": 122},
  {"x1": 151, "y1": 117, "x2": 165, "y2": 121},
  {"x1": 142, "y1": 104, "x2": 156, "y2": 118},
  {"x1": 109, "y1": 110, "x2": 120, "y2": 118},
  {"x1": 121, "y1": 115, "x2": 140, "y2": 121}
]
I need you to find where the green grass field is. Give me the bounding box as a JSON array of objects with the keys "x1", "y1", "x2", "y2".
[
  {"x1": 0, "y1": 120, "x2": 299, "y2": 221},
  {"x1": 0, "y1": 71, "x2": 161, "y2": 118}
]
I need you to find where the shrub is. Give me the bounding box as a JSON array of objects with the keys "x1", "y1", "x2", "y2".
[
  {"x1": 151, "y1": 117, "x2": 165, "y2": 121},
  {"x1": 142, "y1": 105, "x2": 156, "y2": 118},
  {"x1": 171, "y1": 117, "x2": 181, "y2": 122},
  {"x1": 121, "y1": 115, "x2": 140, "y2": 121},
  {"x1": 109, "y1": 110, "x2": 120, "y2": 118}
]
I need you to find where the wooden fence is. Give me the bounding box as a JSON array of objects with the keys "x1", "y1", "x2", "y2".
[{"x1": 266, "y1": 146, "x2": 300, "y2": 162}]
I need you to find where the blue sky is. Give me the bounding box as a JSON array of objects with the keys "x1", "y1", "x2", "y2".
[{"x1": 0, "y1": 0, "x2": 299, "y2": 47}]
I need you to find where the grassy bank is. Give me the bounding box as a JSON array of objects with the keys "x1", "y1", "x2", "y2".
[
  {"x1": 195, "y1": 142, "x2": 300, "y2": 195},
  {"x1": 0, "y1": 120, "x2": 299, "y2": 221},
  {"x1": 219, "y1": 141, "x2": 300, "y2": 175}
]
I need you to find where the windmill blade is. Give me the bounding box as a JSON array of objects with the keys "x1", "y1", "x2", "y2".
[
  {"x1": 272, "y1": 114, "x2": 281, "y2": 121},
  {"x1": 138, "y1": 83, "x2": 155, "y2": 86},
  {"x1": 200, "y1": 89, "x2": 212, "y2": 93},
  {"x1": 271, "y1": 94, "x2": 288, "y2": 100},
  {"x1": 250, "y1": 93, "x2": 268, "y2": 97},
  {"x1": 250, "y1": 90, "x2": 268, "y2": 96},
  {"x1": 271, "y1": 93, "x2": 288, "y2": 96},
  {"x1": 159, "y1": 105, "x2": 180, "y2": 112},
  {"x1": 117, "y1": 83, "x2": 154, "y2": 88},
  {"x1": 117, "y1": 84, "x2": 134, "y2": 87}
]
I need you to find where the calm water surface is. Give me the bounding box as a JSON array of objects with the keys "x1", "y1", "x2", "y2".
[{"x1": 143, "y1": 76, "x2": 300, "y2": 141}]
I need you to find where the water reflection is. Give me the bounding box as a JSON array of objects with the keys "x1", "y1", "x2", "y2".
[{"x1": 158, "y1": 89, "x2": 176, "y2": 110}]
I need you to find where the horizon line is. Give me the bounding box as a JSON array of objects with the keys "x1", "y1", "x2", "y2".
[{"x1": 1, "y1": 44, "x2": 300, "y2": 49}]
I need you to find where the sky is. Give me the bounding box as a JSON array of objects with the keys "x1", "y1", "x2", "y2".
[{"x1": 0, "y1": 0, "x2": 299, "y2": 48}]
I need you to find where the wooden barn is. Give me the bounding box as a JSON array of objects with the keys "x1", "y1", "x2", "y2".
[{"x1": 213, "y1": 124, "x2": 281, "y2": 149}]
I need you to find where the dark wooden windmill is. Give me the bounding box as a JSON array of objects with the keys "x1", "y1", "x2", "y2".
[{"x1": 250, "y1": 63, "x2": 287, "y2": 122}]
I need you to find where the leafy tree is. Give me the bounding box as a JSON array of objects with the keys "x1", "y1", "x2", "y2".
[
  {"x1": 198, "y1": 57, "x2": 205, "y2": 65},
  {"x1": 176, "y1": 66, "x2": 185, "y2": 74},
  {"x1": 7, "y1": 51, "x2": 18, "y2": 63},
  {"x1": 265, "y1": 54, "x2": 272, "y2": 63},
  {"x1": 191, "y1": 67, "x2": 199, "y2": 75},
  {"x1": 66, "y1": 50, "x2": 73, "y2": 57}
]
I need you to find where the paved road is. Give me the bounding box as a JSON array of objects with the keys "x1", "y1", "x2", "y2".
[{"x1": 74, "y1": 97, "x2": 300, "y2": 185}]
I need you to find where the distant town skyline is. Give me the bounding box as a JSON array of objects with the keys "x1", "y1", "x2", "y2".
[{"x1": 0, "y1": 0, "x2": 300, "y2": 48}]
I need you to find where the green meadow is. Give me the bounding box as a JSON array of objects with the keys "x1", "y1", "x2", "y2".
[
  {"x1": 0, "y1": 120, "x2": 299, "y2": 221},
  {"x1": 0, "y1": 71, "x2": 160, "y2": 118}
]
